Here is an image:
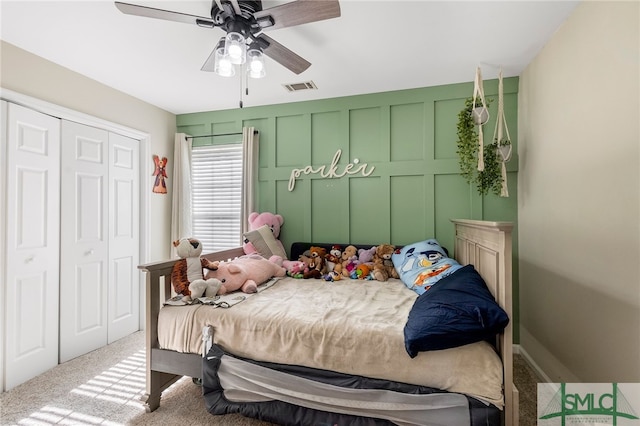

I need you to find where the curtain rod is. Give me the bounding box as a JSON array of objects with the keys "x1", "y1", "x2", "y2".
[{"x1": 186, "y1": 130, "x2": 258, "y2": 139}]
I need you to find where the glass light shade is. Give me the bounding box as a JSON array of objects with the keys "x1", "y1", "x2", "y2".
[
  {"x1": 224, "y1": 32, "x2": 246, "y2": 65},
  {"x1": 247, "y1": 49, "x2": 266, "y2": 78},
  {"x1": 213, "y1": 47, "x2": 235, "y2": 77}
]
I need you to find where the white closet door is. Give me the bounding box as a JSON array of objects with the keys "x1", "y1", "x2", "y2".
[
  {"x1": 59, "y1": 121, "x2": 109, "y2": 362},
  {"x1": 4, "y1": 103, "x2": 60, "y2": 390},
  {"x1": 0, "y1": 101, "x2": 6, "y2": 392},
  {"x1": 108, "y1": 132, "x2": 140, "y2": 343}
]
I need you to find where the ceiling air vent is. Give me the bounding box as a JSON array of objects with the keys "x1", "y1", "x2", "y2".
[{"x1": 283, "y1": 81, "x2": 317, "y2": 92}]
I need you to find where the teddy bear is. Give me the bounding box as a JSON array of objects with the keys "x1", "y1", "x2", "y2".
[
  {"x1": 243, "y1": 211, "x2": 285, "y2": 257},
  {"x1": 205, "y1": 254, "x2": 286, "y2": 294},
  {"x1": 304, "y1": 246, "x2": 327, "y2": 279},
  {"x1": 242, "y1": 211, "x2": 300, "y2": 271},
  {"x1": 324, "y1": 245, "x2": 342, "y2": 274},
  {"x1": 341, "y1": 245, "x2": 358, "y2": 278},
  {"x1": 372, "y1": 244, "x2": 400, "y2": 281},
  {"x1": 171, "y1": 237, "x2": 222, "y2": 301}
]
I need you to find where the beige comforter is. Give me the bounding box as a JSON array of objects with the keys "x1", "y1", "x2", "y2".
[{"x1": 158, "y1": 277, "x2": 504, "y2": 408}]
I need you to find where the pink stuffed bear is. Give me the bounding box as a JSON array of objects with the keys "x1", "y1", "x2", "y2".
[
  {"x1": 243, "y1": 211, "x2": 285, "y2": 256},
  {"x1": 205, "y1": 254, "x2": 286, "y2": 295},
  {"x1": 243, "y1": 211, "x2": 299, "y2": 271}
]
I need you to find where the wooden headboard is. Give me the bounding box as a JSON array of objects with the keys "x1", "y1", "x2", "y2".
[{"x1": 451, "y1": 219, "x2": 517, "y2": 426}]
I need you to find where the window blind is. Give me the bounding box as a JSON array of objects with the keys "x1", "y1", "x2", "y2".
[{"x1": 191, "y1": 143, "x2": 243, "y2": 253}]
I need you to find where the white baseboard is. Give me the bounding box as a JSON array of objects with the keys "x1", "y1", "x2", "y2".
[
  {"x1": 517, "y1": 327, "x2": 580, "y2": 383},
  {"x1": 513, "y1": 344, "x2": 552, "y2": 383}
]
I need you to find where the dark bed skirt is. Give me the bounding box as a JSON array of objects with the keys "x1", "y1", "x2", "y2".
[{"x1": 202, "y1": 345, "x2": 501, "y2": 426}]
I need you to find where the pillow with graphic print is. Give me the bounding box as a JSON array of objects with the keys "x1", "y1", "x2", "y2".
[
  {"x1": 243, "y1": 224, "x2": 287, "y2": 260},
  {"x1": 392, "y1": 238, "x2": 462, "y2": 295}
]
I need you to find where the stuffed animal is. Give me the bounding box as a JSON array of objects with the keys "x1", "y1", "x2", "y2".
[
  {"x1": 298, "y1": 249, "x2": 313, "y2": 269},
  {"x1": 243, "y1": 211, "x2": 285, "y2": 257},
  {"x1": 323, "y1": 271, "x2": 342, "y2": 281},
  {"x1": 171, "y1": 238, "x2": 221, "y2": 301},
  {"x1": 243, "y1": 211, "x2": 302, "y2": 271},
  {"x1": 285, "y1": 260, "x2": 307, "y2": 278},
  {"x1": 205, "y1": 254, "x2": 286, "y2": 295},
  {"x1": 357, "y1": 246, "x2": 377, "y2": 266},
  {"x1": 341, "y1": 245, "x2": 358, "y2": 277},
  {"x1": 351, "y1": 263, "x2": 372, "y2": 280},
  {"x1": 304, "y1": 246, "x2": 327, "y2": 279},
  {"x1": 325, "y1": 245, "x2": 342, "y2": 273},
  {"x1": 372, "y1": 244, "x2": 400, "y2": 281}
]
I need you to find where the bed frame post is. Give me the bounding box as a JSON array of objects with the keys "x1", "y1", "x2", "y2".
[
  {"x1": 138, "y1": 247, "x2": 246, "y2": 412},
  {"x1": 138, "y1": 259, "x2": 178, "y2": 412},
  {"x1": 451, "y1": 219, "x2": 519, "y2": 426}
]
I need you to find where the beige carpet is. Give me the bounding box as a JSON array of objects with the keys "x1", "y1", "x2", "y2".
[{"x1": 0, "y1": 331, "x2": 539, "y2": 425}]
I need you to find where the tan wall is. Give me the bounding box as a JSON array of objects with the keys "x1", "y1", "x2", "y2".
[
  {"x1": 1, "y1": 40, "x2": 176, "y2": 263},
  {"x1": 518, "y1": 1, "x2": 639, "y2": 381}
]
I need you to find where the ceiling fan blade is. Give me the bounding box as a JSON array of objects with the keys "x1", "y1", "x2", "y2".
[
  {"x1": 253, "y1": 0, "x2": 340, "y2": 31},
  {"x1": 115, "y1": 2, "x2": 215, "y2": 28},
  {"x1": 257, "y1": 33, "x2": 311, "y2": 74},
  {"x1": 201, "y1": 48, "x2": 217, "y2": 72}
]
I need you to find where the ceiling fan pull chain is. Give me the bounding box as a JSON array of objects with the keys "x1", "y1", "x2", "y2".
[{"x1": 239, "y1": 67, "x2": 244, "y2": 108}]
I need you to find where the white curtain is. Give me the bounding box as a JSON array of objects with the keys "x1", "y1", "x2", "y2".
[
  {"x1": 171, "y1": 132, "x2": 193, "y2": 256},
  {"x1": 241, "y1": 127, "x2": 259, "y2": 235}
]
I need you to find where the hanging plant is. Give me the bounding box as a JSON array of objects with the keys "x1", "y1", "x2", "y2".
[
  {"x1": 456, "y1": 96, "x2": 503, "y2": 196},
  {"x1": 492, "y1": 68, "x2": 513, "y2": 197}
]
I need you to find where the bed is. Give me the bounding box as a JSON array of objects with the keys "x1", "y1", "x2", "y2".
[{"x1": 138, "y1": 219, "x2": 519, "y2": 425}]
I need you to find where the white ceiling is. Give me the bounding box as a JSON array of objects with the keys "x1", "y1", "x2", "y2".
[{"x1": 1, "y1": 0, "x2": 580, "y2": 115}]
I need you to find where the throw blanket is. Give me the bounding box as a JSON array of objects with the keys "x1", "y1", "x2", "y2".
[{"x1": 164, "y1": 278, "x2": 279, "y2": 307}]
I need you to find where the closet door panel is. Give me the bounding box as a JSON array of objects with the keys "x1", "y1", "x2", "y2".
[
  {"x1": 4, "y1": 103, "x2": 60, "y2": 390},
  {"x1": 60, "y1": 121, "x2": 109, "y2": 362},
  {"x1": 0, "y1": 101, "x2": 5, "y2": 392},
  {"x1": 108, "y1": 133, "x2": 140, "y2": 343}
]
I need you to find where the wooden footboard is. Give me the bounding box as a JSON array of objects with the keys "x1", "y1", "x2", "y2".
[
  {"x1": 451, "y1": 219, "x2": 518, "y2": 426},
  {"x1": 137, "y1": 247, "x2": 245, "y2": 412}
]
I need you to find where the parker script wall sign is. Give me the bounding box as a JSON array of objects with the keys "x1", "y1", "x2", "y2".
[{"x1": 288, "y1": 149, "x2": 375, "y2": 191}]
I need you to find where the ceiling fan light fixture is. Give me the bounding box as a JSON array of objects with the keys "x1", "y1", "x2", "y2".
[
  {"x1": 214, "y1": 46, "x2": 235, "y2": 77},
  {"x1": 225, "y1": 32, "x2": 246, "y2": 65},
  {"x1": 247, "y1": 48, "x2": 266, "y2": 79}
]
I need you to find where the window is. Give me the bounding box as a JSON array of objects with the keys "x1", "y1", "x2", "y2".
[{"x1": 191, "y1": 142, "x2": 243, "y2": 253}]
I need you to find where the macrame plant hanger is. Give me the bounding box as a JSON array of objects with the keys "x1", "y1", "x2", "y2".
[
  {"x1": 492, "y1": 68, "x2": 512, "y2": 197},
  {"x1": 472, "y1": 66, "x2": 490, "y2": 171}
]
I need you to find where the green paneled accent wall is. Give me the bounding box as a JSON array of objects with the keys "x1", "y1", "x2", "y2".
[{"x1": 177, "y1": 78, "x2": 520, "y2": 341}]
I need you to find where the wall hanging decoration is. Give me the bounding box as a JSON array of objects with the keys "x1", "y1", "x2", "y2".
[
  {"x1": 288, "y1": 149, "x2": 375, "y2": 191},
  {"x1": 492, "y1": 68, "x2": 512, "y2": 197},
  {"x1": 152, "y1": 154, "x2": 168, "y2": 194}
]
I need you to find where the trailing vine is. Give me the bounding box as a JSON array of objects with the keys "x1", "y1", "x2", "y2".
[{"x1": 455, "y1": 97, "x2": 503, "y2": 196}]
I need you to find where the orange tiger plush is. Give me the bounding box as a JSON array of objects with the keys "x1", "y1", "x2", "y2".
[{"x1": 171, "y1": 238, "x2": 220, "y2": 300}]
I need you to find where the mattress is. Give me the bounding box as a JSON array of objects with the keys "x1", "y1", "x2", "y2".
[{"x1": 158, "y1": 276, "x2": 504, "y2": 408}]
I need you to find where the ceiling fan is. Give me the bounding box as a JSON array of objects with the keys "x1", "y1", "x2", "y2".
[{"x1": 115, "y1": 0, "x2": 341, "y2": 76}]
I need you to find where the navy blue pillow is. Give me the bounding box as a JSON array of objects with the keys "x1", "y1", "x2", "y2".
[{"x1": 404, "y1": 265, "x2": 509, "y2": 357}]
